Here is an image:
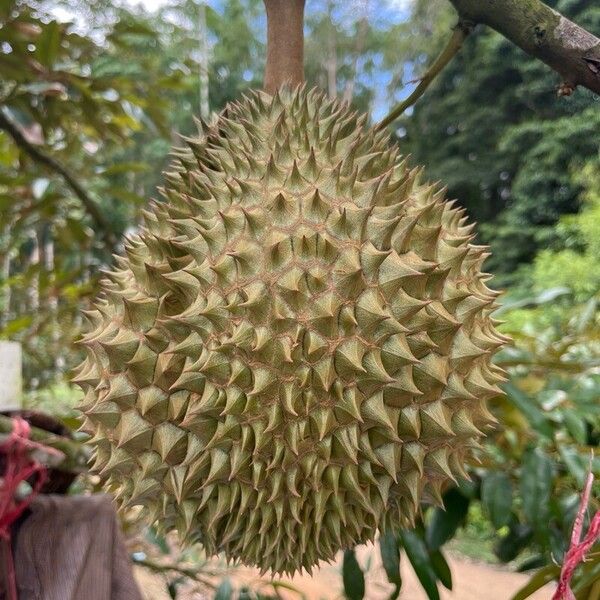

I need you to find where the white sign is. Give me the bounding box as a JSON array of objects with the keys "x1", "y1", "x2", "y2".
[{"x1": 0, "y1": 341, "x2": 22, "y2": 410}]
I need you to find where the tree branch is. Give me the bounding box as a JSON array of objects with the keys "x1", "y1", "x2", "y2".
[
  {"x1": 0, "y1": 109, "x2": 118, "y2": 253},
  {"x1": 263, "y1": 0, "x2": 306, "y2": 94},
  {"x1": 448, "y1": 0, "x2": 600, "y2": 96},
  {"x1": 132, "y1": 557, "x2": 218, "y2": 587},
  {"x1": 376, "y1": 22, "x2": 471, "y2": 131}
]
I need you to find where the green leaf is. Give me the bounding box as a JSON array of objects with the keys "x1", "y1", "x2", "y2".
[
  {"x1": 268, "y1": 581, "x2": 303, "y2": 594},
  {"x1": 535, "y1": 287, "x2": 572, "y2": 305},
  {"x1": 429, "y1": 550, "x2": 452, "y2": 590},
  {"x1": 571, "y1": 556, "x2": 600, "y2": 593},
  {"x1": 106, "y1": 187, "x2": 145, "y2": 205},
  {"x1": 576, "y1": 298, "x2": 597, "y2": 333},
  {"x1": 0, "y1": 316, "x2": 33, "y2": 336},
  {"x1": 20, "y1": 82, "x2": 66, "y2": 97},
  {"x1": 379, "y1": 531, "x2": 401, "y2": 599},
  {"x1": 145, "y1": 527, "x2": 169, "y2": 554},
  {"x1": 503, "y1": 383, "x2": 554, "y2": 438},
  {"x1": 548, "y1": 525, "x2": 567, "y2": 563},
  {"x1": 167, "y1": 580, "x2": 179, "y2": 599},
  {"x1": 516, "y1": 555, "x2": 547, "y2": 573},
  {"x1": 99, "y1": 162, "x2": 150, "y2": 175},
  {"x1": 510, "y1": 564, "x2": 559, "y2": 600},
  {"x1": 60, "y1": 416, "x2": 82, "y2": 432},
  {"x1": 426, "y1": 488, "x2": 469, "y2": 550},
  {"x1": 399, "y1": 529, "x2": 440, "y2": 600},
  {"x1": 36, "y1": 21, "x2": 61, "y2": 66},
  {"x1": 343, "y1": 549, "x2": 365, "y2": 600},
  {"x1": 481, "y1": 473, "x2": 513, "y2": 529},
  {"x1": 495, "y1": 287, "x2": 571, "y2": 314},
  {"x1": 0, "y1": 0, "x2": 16, "y2": 20},
  {"x1": 558, "y1": 445, "x2": 586, "y2": 487},
  {"x1": 238, "y1": 588, "x2": 252, "y2": 600},
  {"x1": 214, "y1": 579, "x2": 233, "y2": 600},
  {"x1": 520, "y1": 448, "x2": 553, "y2": 530},
  {"x1": 495, "y1": 523, "x2": 534, "y2": 563},
  {"x1": 457, "y1": 478, "x2": 479, "y2": 499},
  {"x1": 563, "y1": 412, "x2": 587, "y2": 444}
]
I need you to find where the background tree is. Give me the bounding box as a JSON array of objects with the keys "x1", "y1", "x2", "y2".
[{"x1": 402, "y1": 0, "x2": 600, "y2": 284}]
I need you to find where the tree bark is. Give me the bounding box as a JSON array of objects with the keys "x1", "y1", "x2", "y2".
[
  {"x1": 263, "y1": 0, "x2": 305, "y2": 94},
  {"x1": 448, "y1": 0, "x2": 600, "y2": 95},
  {"x1": 0, "y1": 225, "x2": 11, "y2": 330},
  {"x1": 27, "y1": 229, "x2": 39, "y2": 313}
]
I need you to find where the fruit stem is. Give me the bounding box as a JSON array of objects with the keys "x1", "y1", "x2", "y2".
[{"x1": 263, "y1": 0, "x2": 305, "y2": 94}]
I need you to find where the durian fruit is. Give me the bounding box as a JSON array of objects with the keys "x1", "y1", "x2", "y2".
[{"x1": 75, "y1": 86, "x2": 508, "y2": 575}]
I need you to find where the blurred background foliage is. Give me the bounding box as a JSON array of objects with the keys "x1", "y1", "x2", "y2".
[{"x1": 0, "y1": 0, "x2": 599, "y2": 598}]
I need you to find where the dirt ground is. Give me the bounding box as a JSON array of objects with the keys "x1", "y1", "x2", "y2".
[{"x1": 136, "y1": 543, "x2": 555, "y2": 599}]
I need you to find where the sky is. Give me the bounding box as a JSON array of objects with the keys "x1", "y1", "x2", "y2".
[
  {"x1": 117, "y1": 0, "x2": 414, "y2": 19},
  {"x1": 50, "y1": 0, "x2": 417, "y2": 121},
  {"x1": 120, "y1": 0, "x2": 413, "y2": 8},
  {"x1": 52, "y1": 0, "x2": 414, "y2": 38}
]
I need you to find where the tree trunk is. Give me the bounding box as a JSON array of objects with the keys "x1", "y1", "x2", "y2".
[
  {"x1": 263, "y1": 0, "x2": 305, "y2": 94},
  {"x1": 0, "y1": 225, "x2": 10, "y2": 330},
  {"x1": 449, "y1": 0, "x2": 600, "y2": 95},
  {"x1": 43, "y1": 226, "x2": 62, "y2": 374},
  {"x1": 28, "y1": 229, "x2": 39, "y2": 313}
]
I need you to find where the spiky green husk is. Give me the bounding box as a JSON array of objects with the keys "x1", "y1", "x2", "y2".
[{"x1": 75, "y1": 87, "x2": 507, "y2": 575}]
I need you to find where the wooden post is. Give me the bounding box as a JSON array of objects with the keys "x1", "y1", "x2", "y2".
[{"x1": 0, "y1": 341, "x2": 22, "y2": 410}]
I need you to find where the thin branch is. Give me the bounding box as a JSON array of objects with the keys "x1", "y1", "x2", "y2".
[
  {"x1": 0, "y1": 109, "x2": 118, "y2": 253},
  {"x1": 448, "y1": 0, "x2": 600, "y2": 96},
  {"x1": 376, "y1": 22, "x2": 472, "y2": 131},
  {"x1": 132, "y1": 556, "x2": 218, "y2": 587}
]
